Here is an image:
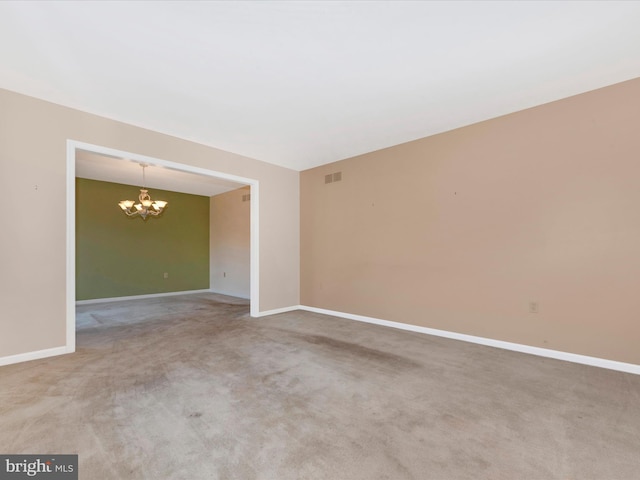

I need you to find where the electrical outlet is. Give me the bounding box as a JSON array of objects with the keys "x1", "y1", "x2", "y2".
[
  {"x1": 163, "y1": 272, "x2": 169, "y2": 279},
  {"x1": 529, "y1": 301, "x2": 538, "y2": 314}
]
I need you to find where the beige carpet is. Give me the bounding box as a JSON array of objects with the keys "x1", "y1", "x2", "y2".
[{"x1": 1, "y1": 293, "x2": 639, "y2": 479}]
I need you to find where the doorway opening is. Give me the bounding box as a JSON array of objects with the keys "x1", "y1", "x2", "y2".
[{"x1": 66, "y1": 140, "x2": 260, "y2": 352}]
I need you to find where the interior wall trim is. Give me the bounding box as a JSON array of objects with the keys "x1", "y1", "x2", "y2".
[
  {"x1": 0, "y1": 346, "x2": 74, "y2": 368},
  {"x1": 209, "y1": 289, "x2": 250, "y2": 300},
  {"x1": 298, "y1": 305, "x2": 640, "y2": 376},
  {"x1": 254, "y1": 305, "x2": 300, "y2": 317},
  {"x1": 75, "y1": 289, "x2": 213, "y2": 306}
]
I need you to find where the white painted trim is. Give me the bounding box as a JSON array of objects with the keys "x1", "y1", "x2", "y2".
[
  {"x1": 254, "y1": 305, "x2": 301, "y2": 317},
  {"x1": 66, "y1": 142, "x2": 76, "y2": 352},
  {"x1": 75, "y1": 289, "x2": 213, "y2": 305},
  {"x1": 299, "y1": 306, "x2": 640, "y2": 376},
  {"x1": 69, "y1": 141, "x2": 255, "y2": 186},
  {"x1": 250, "y1": 182, "x2": 260, "y2": 318},
  {"x1": 208, "y1": 290, "x2": 251, "y2": 300},
  {"x1": 0, "y1": 346, "x2": 73, "y2": 368}
]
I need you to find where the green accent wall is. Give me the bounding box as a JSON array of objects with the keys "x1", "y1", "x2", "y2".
[{"x1": 76, "y1": 178, "x2": 210, "y2": 300}]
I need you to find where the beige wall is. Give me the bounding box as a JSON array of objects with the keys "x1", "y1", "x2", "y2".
[
  {"x1": 301, "y1": 78, "x2": 640, "y2": 365},
  {"x1": 0, "y1": 88, "x2": 299, "y2": 359},
  {"x1": 210, "y1": 186, "x2": 251, "y2": 298}
]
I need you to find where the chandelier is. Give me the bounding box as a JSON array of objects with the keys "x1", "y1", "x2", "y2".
[{"x1": 118, "y1": 164, "x2": 168, "y2": 220}]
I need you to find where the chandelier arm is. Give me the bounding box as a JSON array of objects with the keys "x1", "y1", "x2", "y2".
[{"x1": 117, "y1": 164, "x2": 167, "y2": 220}]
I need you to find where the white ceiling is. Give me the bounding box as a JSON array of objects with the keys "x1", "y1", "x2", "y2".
[
  {"x1": 1, "y1": 1, "x2": 640, "y2": 172},
  {"x1": 75, "y1": 150, "x2": 244, "y2": 197}
]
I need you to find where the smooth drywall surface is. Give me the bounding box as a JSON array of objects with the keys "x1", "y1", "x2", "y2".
[
  {"x1": 301, "y1": 77, "x2": 640, "y2": 365},
  {"x1": 0, "y1": 88, "x2": 299, "y2": 359},
  {"x1": 76, "y1": 178, "x2": 209, "y2": 300},
  {"x1": 210, "y1": 186, "x2": 250, "y2": 298}
]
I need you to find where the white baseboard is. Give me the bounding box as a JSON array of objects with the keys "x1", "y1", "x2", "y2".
[
  {"x1": 9, "y1": 303, "x2": 636, "y2": 375},
  {"x1": 208, "y1": 289, "x2": 250, "y2": 300},
  {"x1": 298, "y1": 305, "x2": 640, "y2": 376},
  {"x1": 0, "y1": 345, "x2": 74, "y2": 367},
  {"x1": 75, "y1": 289, "x2": 212, "y2": 305},
  {"x1": 255, "y1": 305, "x2": 301, "y2": 317}
]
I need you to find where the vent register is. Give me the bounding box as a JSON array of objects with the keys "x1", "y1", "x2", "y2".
[{"x1": 324, "y1": 172, "x2": 342, "y2": 184}]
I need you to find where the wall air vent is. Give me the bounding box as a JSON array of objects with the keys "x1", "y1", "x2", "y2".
[{"x1": 325, "y1": 172, "x2": 342, "y2": 184}]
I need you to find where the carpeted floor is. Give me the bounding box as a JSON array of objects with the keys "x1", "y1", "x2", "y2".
[{"x1": 1, "y1": 293, "x2": 639, "y2": 479}]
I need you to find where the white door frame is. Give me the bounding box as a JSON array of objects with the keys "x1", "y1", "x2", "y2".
[{"x1": 66, "y1": 140, "x2": 260, "y2": 352}]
